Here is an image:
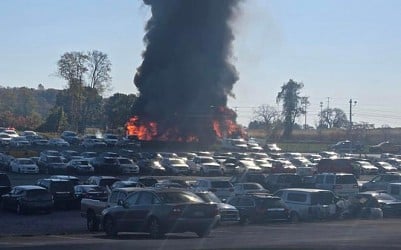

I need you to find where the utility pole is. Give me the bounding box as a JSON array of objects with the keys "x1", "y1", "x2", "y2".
[
  {"x1": 327, "y1": 97, "x2": 330, "y2": 110},
  {"x1": 349, "y1": 99, "x2": 357, "y2": 130},
  {"x1": 320, "y1": 101, "x2": 323, "y2": 127}
]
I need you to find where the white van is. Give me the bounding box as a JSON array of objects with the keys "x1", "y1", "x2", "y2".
[
  {"x1": 274, "y1": 188, "x2": 338, "y2": 222},
  {"x1": 315, "y1": 173, "x2": 359, "y2": 198}
]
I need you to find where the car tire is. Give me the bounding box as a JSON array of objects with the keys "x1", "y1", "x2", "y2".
[
  {"x1": 87, "y1": 211, "x2": 99, "y2": 232},
  {"x1": 148, "y1": 217, "x2": 164, "y2": 239},
  {"x1": 104, "y1": 216, "x2": 118, "y2": 237},
  {"x1": 290, "y1": 212, "x2": 300, "y2": 223}
]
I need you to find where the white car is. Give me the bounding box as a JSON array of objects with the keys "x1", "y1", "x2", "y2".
[
  {"x1": 192, "y1": 179, "x2": 234, "y2": 200},
  {"x1": 66, "y1": 159, "x2": 94, "y2": 174},
  {"x1": 10, "y1": 158, "x2": 39, "y2": 174},
  {"x1": 189, "y1": 156, "x2": 222, "y2": 175},
  {"x1": 3, "y1": 129, "x2": 19, "y2": 138},
  {"x1": 237, "y1": 160, "x2": 262, "y2": 173},
  {"x1": 160, "y1": 157, "x2": 190, "y2": 175},
  {"x1": 117, "y1": 157, "x2": 140, "y2": 174}
]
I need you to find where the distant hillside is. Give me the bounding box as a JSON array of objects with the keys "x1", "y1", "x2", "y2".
[{"x1": 0, "y1": 86, "x2": 60, "y2": 128}]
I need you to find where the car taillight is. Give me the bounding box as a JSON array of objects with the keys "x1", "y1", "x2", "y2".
[
  {"x1": 209, "y1": 188, "x2": 217, "y2": 192},
  {"x1": 334, "y1": 185, "x2": 342, "y2": 189}
]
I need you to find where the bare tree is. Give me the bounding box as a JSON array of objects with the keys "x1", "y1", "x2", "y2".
[
  {"x1": 87, "y1": 50, "x2": 112, "y2": 94},
  {"x1": 253, "y1": 104, "x2": 280, "y2": 135}
]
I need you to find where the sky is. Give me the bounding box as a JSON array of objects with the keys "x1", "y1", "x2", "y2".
[{"x1": 1, "y1": 0, "x2": 401, "y2": 128}]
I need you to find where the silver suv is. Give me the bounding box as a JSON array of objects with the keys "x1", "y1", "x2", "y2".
[
  {"x1": 315, "y1": 173, "x2": 359, "y2": 198},
  {"x1": 274, "y1": 188, "x2": 338, "y2": 222}
]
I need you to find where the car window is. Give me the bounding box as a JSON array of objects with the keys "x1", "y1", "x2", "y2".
[
  {"x1": 336, "y1": 175, "x2": 357, "y2": 184},
  {"x1": 384, "y1": 175, "x2": 400, "y2": 182},
  {"x1": 311, "y1": 192, "x2": 335, "y2": 205},
  {"x1": 109, "y1": 191, "x2": 119, "y2": 203},
  {"x1": 287, "y1": 193, "x2": 307, "y2": 202},
  {"x1": 389, "y1": 185, "x2": 400, "y2": 195},
  {"x1": 137, "y1": 192, "x2": 154, "y2": 205},
  {"x1": 125, "y1": 192, "x2": 140, "y2": 207},
  {"x1": 326, "y1": 175, "x2": 335, "y2": 184},
  {"x1": 371, "y1": 176, "x2": 382, "y2": 182},
  {"x1": 238, "y1": 198, "x2": 254, "y2": 207},
  {"x1": 315, "y1": 175, "x2": 324, "y2": 184}
]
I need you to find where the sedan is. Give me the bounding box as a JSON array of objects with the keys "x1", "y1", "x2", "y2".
[
  {"x1": 48, "y1": 138, "x2": 70, "y2": 147},
  {"x1": 10, "y1": 158, "x2": 39, "y2": 174},
  {"x1": 66, "y1": 159, "x2": 95, "y2": 174},
  {"x1": 101, "y1": 189, "x2": 219, "y2": 238},
  {"x1": 359, "y1": 191, "x2": 401, "y2": 217},
  {"x1": 1, "y1": 185, "x2": 53, "y2": 214},
  {"x1": 117, "y1": 157, "x2": 140, "y2": 175},
  {"x1": 195, "y1": 191, "x2": 240, "y2": 223}
]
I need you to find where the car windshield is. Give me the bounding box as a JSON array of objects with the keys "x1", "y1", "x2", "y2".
[
  {"x1": 336, "y1": 175, "x2": 357, "y2": 184},
  {"x1": 51, "y1": 182, "x2": 72, "y2": 192},
  {"x1": 118, "y1": 158, "x2": 132, "y2": 164},
  {"x1": 243, "y1": 183, "x2": 263, "y2": 190},
  {"x1": 26, "y1": 189, "x2": 52, "y2": 199},
  {"x1": 19, "y1": 159, "x2": 34, "y2": 165},
  {"x1": 196, "y1": 192, "x2": 221, "y2": 203},
  {"x1": 158, "y1": 191, "x2": 204, "y2": 203},
  {"x1": 75, "y1": 160, "x2": 89, "y2": 165},
  {"x1": 48, "y1": 157, "x2": 63, "y2": 163},
  {"x1": 199, "y1": 158, "x2": 215, "y2": 164},
  {"x1": 81, "y1": 186, "x2": 105, "y2": 192},
  {"x1": 211, "y1": 181, "x2": 233, "y2": 188},
  {"x1": 99, "y1": 179, "x2": 117, "y2": 187}
]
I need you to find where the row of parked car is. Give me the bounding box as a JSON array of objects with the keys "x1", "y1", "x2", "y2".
[{"x1": 0, "y1": 129, "x2": 141, "y2": 149}]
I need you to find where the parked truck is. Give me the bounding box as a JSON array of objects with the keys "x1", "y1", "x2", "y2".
[{"x1": 80, "y1": 187, "x2": 142, "y2": 231}]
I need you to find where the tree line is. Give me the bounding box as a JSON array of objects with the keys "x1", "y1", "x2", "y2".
[
  {"x1": 1, "y1": 50, "x2": 137, "y2": 133},
  {"x1": 250, "y1": 79, "x2": 351, "y2": 139}
]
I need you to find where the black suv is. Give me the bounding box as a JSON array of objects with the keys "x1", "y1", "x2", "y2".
[
  {"x1": 36, "y1": 178, "x2": 74, "y2": 208},
  {"x1": 227, "y1": 193, "x2": 289, "y2": 224}
]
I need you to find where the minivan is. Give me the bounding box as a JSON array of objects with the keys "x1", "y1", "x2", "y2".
[
  {"x1": 315, "y1": 173, "x2": 359, "y2": 198},
  {"x1": 274, "y1": 188, "x2": 338, "y2": 222}
]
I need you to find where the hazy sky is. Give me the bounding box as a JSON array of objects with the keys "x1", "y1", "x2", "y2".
[{"x1": 1, "y1": 0, "x2": 401, "y2": 127}]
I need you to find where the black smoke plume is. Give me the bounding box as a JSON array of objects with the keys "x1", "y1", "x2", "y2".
[{"x1": 133, "y1": 0, "x2": 240, "y2": 143}]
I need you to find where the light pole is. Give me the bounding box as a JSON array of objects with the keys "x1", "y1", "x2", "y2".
[{"x1": 349, "y1": 99, "x2": 357, "y2": 130}]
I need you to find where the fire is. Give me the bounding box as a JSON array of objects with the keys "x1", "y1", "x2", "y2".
[
  {"x1": 125, "y1": 116, "x2": 157, "y2": 140},
  {"x1": 125, "y1": 106, "x2": 244, "y2": 142}
]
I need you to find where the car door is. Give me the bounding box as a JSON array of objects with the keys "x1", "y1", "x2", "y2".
[
  {"x1": 131, "y1": 191, "x2": 156, "y2": 230},
  {"x1": 2, "y1": 188, "x2": 15, "y2": 209},
  {"x1": 116, "y1": 192, "x2": 140, "y2": 231}
]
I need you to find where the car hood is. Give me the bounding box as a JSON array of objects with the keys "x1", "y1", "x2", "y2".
[{"x1": 217, "y1": 202, "x2": 238, "y2": 211}]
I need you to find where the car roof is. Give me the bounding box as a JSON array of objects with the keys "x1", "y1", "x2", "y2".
[
  {"x1": 279, "y1": 188, "x2": 332, "y2": 193},
  {"x1": 15, "y1": 185, "x2": 46, "y2": 190}
]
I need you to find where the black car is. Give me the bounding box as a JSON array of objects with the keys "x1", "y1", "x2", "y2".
[
  {"x1": 358, "y1": 191, "x2": 401, "y2": 217},
  {"x1": 36, "y1": 178, "x2": 75, "y2": 208},
  {"x1": 101, "y1": 189, "x2": 218, "y2": 238},
  {"x1": 0, "y1": 173, "x2": 11, "y2": 199},
  {"x1": 1, "y1": 185, "x2": 53, "y2": 214},
  {"x1": 91, "y1": 156, "x2": 120, "y2": 175},
  {"x1": 227, "y1": 193, "x2": 289, "y2": 224},
  {"x1": 73, "y1": 185, "x2": 108, "y2": 207}
]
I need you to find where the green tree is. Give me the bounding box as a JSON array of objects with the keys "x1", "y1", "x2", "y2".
[
  {"x1": 104, "y1": 93, "x2": 137, "y2": 129},
  {"x1": 37, "y1": 107, "x2": 69, "y2": 132},
  {"x1": 276, "y1": 79, "x2": 307, "y2": 138}
]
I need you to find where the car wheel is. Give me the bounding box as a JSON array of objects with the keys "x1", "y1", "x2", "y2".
[
  {"x1": 104, "y1": 216, "x2": 118, "y2": 237},
  {"x1": 148, "y1": 217, "x2": 164, "y2": 239},
  {"x1": 290, "y1": 212, "x2": 300, "y2": 223},
  {"x1": 16, "y1": 203, "x2": 25, "y2": 215},
  {"x1": 196, "y1": 228, "x2": 211, "y2": 238},
  {"x1": 87, "y1": 211, "x2": 99, "y2": 232}
]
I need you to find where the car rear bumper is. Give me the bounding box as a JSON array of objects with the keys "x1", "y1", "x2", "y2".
[{"x1": 165, "y1": 216, "x2": 219, "y2": 233}]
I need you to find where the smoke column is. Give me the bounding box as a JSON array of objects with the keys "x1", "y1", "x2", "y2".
[{"x1": 133, "y1": 0, "x2": 240, "y2": 142}]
